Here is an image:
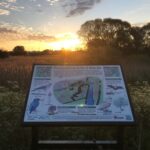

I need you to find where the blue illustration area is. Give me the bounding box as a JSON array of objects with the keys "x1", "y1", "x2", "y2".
[
  {"x1": 86, "y1": 82, "x2": 94, "y2": 105},
  {"x1": 29, "y1": 98, "x2": 40, "y2": 113}
]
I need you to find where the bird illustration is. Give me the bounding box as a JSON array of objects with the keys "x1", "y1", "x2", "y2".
[
  {"x1": 100, "y1": 102, "x2": 111, "y2": 111},
  {"x1": 107, "y1": 85, "x2": 123, "y2": 90},
  {"x1": 32, "y1": 83, "x2": 52, "y2": 92},
  {"x1": 29, "y1": 98, "x2": 40, "y2": 114}
]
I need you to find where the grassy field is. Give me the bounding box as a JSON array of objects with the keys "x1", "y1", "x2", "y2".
[
  {"x1": 0, "y1": 52, "x2": 150, "y2": 90},
  {"x1": 0, "y1": 52, "x2": 150, "y2": 150}
]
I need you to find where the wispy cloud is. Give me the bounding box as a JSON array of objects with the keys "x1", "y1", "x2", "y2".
[
  {"x1": 7, "y1": 0, "x2": 16, "y2": 3},
  {"x1": 0, "y1": 8, "x2": 10, "y2": 15},
  {"x1": 0, "y1": 0, "x2": 24, "y2": 15},
  {"x1": 0, "y1": 26, "x2": 17, "y2": 33},
  {"x1": 47, "y1": 0, "x2": 60, "y2": 6},
  {"x1": 61, "y1": 0, "x2": 101, "y2": 17},
  {"x1": 0, "y1": 23, "x2": 31, "y2": 40},
  {"x1": 0, "y1": 23, "x2": 55, "y2": 42},
  {"x1": 132, "y1": 22, "x2": 149, "y2": 27},
  {"x1": 28, "y1": 34, "x2": 56, "y2": 42},
  {"x1": 9, "y1": 5, "x2": 24, "y2": 11},
  {"x1": 0, "y1": 2, "x2": 10, "y2": 8},
  {"x1": 46, "y1": 0, "x2": 101, "y2": 16}
]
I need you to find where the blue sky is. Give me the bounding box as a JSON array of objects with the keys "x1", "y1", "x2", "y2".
[{"x1": 0, "y1": 0, "x2": 150, "y2": 50}]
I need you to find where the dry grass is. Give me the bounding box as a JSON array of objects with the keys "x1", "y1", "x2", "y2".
[{"x1": 0, "y1": 52, "x2": 150, "y2": 91}]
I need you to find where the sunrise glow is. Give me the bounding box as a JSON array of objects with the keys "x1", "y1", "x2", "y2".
[
  {"x1": 0, "y1": 0, "x2": 149, "y2": 51},
  {"x1": 48, "y1": 34, "x2": 83, "y2": 51}
]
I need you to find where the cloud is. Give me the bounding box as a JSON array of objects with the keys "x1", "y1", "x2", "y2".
[
  {"x1": 29, "y1": 0, "x2": 37, "y2": 2},
  {"x1": 0, "y1": 27, "x2": 17, "y2": 33},
  {"x1": 0, "y1": 23, "x2": 31, "y2": 40},
  {"x1": 61, "y1": 0, "x2": 101, "y2": 17},
  {"x1": 47, "y1": 0, "x2": 60, "y2": 6},
  {"x1": 9, "y1": 5, "x2": 24, "y2": 11},
  {"x1": 0, "y1": 8, "x2": 10, "y2": 15},
  {"x1": 28, "y1": 34, "x2": 56, "y2": 42},
  {"x1": 7, "y1": 0, "x2": 16, "y2": 3},
  {"x1": 0, "y1": 2, "x2": 10, "y2": 8},
  {"x1": 0, "y1": 23, "x2": 56, "y2": 42},
  {"x1": 0, "y1": 0, "x2": 24, "y2": 14},
  {"x1": 132, "y1": 22, "x2": 149, "y2": 27}
]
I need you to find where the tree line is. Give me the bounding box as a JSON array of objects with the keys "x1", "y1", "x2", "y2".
[
  {"x1": 0, "y1": 18, "x2": 150, "y2": 58},
  {"x1": 0, "y1": 46, "x2": 54, "y2": 58},
  {"x1": 78, "y1": 18, "x2": 150, "y2": 55}
]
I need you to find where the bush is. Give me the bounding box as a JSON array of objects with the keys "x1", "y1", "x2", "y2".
[
  {"x1": 0, "y1": 49, "x2": 9, "y2": 58},
  {"x1": 12, "y1": 46, "x2": 27, "y2": 56}
]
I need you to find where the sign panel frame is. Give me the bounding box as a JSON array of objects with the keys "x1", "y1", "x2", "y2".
[{"x1": 22, "y1": 64, "x2": 136, "y2": 126}]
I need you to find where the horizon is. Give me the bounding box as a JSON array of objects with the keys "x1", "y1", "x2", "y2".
[{"x1": 0, "y1": 0, "x2": 150, "y2": 51}]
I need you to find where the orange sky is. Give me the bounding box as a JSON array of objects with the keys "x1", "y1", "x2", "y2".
[
  {"x1": 0, "y1": 31, "x2": 84, "y2": 51},
  {"x1": 0, "y1": 0, "x2": 149, "y2": 51}
]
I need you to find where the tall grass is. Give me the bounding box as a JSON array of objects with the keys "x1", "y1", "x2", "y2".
[{"x1": 0, "y1": 53, "x2": 150, "y2": 91}]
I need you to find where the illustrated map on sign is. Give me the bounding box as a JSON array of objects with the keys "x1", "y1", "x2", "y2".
[
  {"x1": 53, "y1": 77, "x2": 102, "y2": 105},
  {"x1": 23, "y1": 65, "x2": 135, "y2": 125}
]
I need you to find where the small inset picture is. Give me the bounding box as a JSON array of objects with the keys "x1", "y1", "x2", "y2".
[
  {"x1": 48, "y1": 105, "x2": 57, "y2": 115},
  {"x1": 34, "y1": 66, "x2": 51, "y2": 78},
  {"x1": 103, "y1": 66, "x2": 121, "y2": 77}
]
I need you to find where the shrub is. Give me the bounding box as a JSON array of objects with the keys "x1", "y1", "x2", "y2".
[{"x1": 0, "y1": 49, "x2": 9, "y2": 58}]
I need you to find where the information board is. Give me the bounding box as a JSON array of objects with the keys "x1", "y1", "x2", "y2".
[{"x1": 23, "y1": 65, "x2": 135, "y2": 125}]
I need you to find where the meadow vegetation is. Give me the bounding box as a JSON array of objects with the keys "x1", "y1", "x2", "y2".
[
  {"x1": 0, "y1": 18, "x2": 150, "y2": 150},
  {"x1": 0, "y1": 52, "x2": 150, "y2": 150}
]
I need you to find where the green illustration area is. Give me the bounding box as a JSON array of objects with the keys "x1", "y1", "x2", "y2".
[{"x1": 53, "y1": 77, "x2": 102, "y2": 105}]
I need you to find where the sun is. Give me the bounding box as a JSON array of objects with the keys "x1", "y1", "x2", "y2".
[
  {"x1": 48, "y1": 33, "x2": 83, "y2": 51},
  {"x1": 48, "y1": 39, "x2": 81, "y2": 50}
]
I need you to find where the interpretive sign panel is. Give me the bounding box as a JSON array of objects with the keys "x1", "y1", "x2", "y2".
[{"x1": 23, "y1": 65, "x2": 135, "y2": 125}]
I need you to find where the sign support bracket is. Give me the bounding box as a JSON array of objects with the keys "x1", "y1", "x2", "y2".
[{"x1": 30, "y1": 126, "x2": 125, "y2": 150}]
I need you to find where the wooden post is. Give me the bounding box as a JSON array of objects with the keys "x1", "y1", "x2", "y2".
[
  {"x1": 31, "y1": 127, "x2": 39, "y2": 150},
  {"x1": 117, "y1": 126, "x2": 124, "y2": 150}
]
